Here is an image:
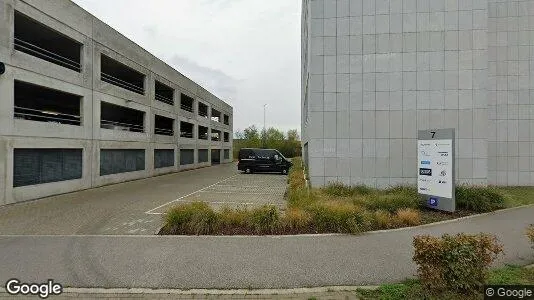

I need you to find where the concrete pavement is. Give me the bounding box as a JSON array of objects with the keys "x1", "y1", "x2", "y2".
[
  {"x1": 0, "y1": 163, "x2": 243, "y2": 235},
  {"x1": 0, "y1": 205, "x2": 532, "y2": 289}
]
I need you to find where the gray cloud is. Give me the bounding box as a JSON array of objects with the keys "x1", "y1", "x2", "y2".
[{"x1": 168, "y1": 55, "x2": 239, "y2": 105}]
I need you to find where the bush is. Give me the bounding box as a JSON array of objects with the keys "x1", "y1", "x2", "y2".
[
  {"x1": 527, "y1": 225, "x2": 534, "y2": 246},
  {"x1": 308, "y1": 202, "x2": 373, "y2": 233},
  {"x1": 361, "y1": 193, "x2": 421, "y2": 213},
  {"x1": 373, "y1": 210, "x2": 395, "y2": 229},
  {"x1": 217, "y1": 207, "x2": 250, "y2": 232},
  {"x1": 282, "y1": 208, "x2": 312, "y2": 232},
  {"x1": 164, "y1": 202, "x2": 217, "y2": 235},
  {"x1": 323, "y1": 182, "x2": 373, "y2": 197},
  {"x1": 395, "y1": 208, "x2": 421, "y2": 226},
  {"x1": 413, "y1": 233, "x2": 503, "y2": 294},
  {"x1": 249, "y1": 205, "x2": 280, "y2": 234},
  {"x1": 456, "y1": 186, "x2": 506, "y2": 212}
]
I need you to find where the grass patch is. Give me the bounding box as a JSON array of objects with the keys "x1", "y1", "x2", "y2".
[
  {"x1": 357, "y1": 264, "x2": 534, "y2": 300},
  {"x1": 496, "y1": 186, "x2": 534, "y2": 207}
]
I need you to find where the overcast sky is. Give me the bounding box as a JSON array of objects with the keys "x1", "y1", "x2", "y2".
[{"x1": 72, "y1": 0, "x2": 302, "y2": 136}]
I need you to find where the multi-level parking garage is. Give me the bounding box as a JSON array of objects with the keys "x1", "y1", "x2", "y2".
[{"x1": 0, "y1": 0, "x2": 233, "y2": 205}]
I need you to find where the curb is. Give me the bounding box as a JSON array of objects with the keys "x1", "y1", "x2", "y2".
[{"x1": 0, "y1": 285, "x2": 379, "y2": 295}]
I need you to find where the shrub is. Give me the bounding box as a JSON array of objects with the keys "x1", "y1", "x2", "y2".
[
  {"x1": 456, "y1": 186, "x2": 506, "y2": 212},
  {"x1": 164, "y1": 202, "x2": 217, "y2": 235},
  {"x1": 384, "y1": 185, "x2": 418, "y2": 197},
  {"x1": 323, "y1": 182, "x2": 373, "y2": 197},
  {"x1": 362, "y1": 193, "x2": 421, "y2": 213},
  {"x1": 282, "y1": 208, "x2": 312, "y2": 232},
  {"x1": 373, "y1": 210, "x2": 395, "y2": 229},
  {"x1": 308, "y1": 202, "x2": 373, "y2": 233},
  {"x1": 217, "y1": 207, "x2": 250, "y2": 231},
  {"x1": 413, "y1": 233, "x2": 503, "y2": 294},
  {"x1": 249, "y1": 205, "x2": 280, "y2": 234},
  {"x1": 395, "y1": 208, "x2": 421, "y2": 226},
  {"x1": 527, "y1": 225, "x2": 534, "y2": 246}
]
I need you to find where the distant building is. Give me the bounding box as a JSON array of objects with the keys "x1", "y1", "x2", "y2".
[
  {"x1": 301, "y1": 0, "x2": 534, "y2": 187},
  {"x1": 0, "y1": 0, "x2": 233, "y2": 205}
]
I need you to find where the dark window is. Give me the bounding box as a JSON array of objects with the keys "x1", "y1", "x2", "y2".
[
  {"x1": 100, "y1": 101, "x2": 144, "y2": 133},
  {"x1": 154, "y1": 149, "x2": 174, "y2": 169},
  {"x1": 180, "y1": 149, "x2": 194, "y2": 165},
  {"x1": 223, "y1": 114, "x2": 229, "y2": 125},
  {"x1": 14, "y1": 80, "x2": 82, "y2": 126},
  {"x1": 211, "y1": 149, "x2": 221, "y2": 164},
  {"x1": 180, "y1": 121, "x2": 194, "y2": 138},
  {"x1": 155, "y1": 81, "x2": 174, "y2": 105},
  {"x1": 198, "y1": 102, "x2": 208, "y2": 117},
  {"x1": 224, "y1": 149, "x2": 230, "y2": 159},
  {"x1": 211, "y1": 129, "x2": 221, "y2": 141},
  {"x1": 180, "y1": 94, "x2": 194, "y2": 112},
  {"x1": 238, "y1": 149, "x2": 255, "y2": 160},
  {"x1": 101, "y1": 54, "x2": 145, "y2": 95},
  {"x1": 211, "y1": 108, "x2": 221, "y2": 122},
  {"x1": 198, "y1": 126, "x2": 208, "y2": 140},
  {"x1": 224, "y1": 132, "x2": 230, "y2": 142},
  {"x1": 14, "y1": 11, "x2": 82, "y2": 72},
  {"x1": 255, "y1": 149, "x2": 276, "y2": 159},
  {"x1": 154, "y1": 115, "x2": 174, "y2": 136},
  {"x1": 198, "y1": 149, "x2": 209, "y2": 163},
  {"x1": 100, "y1": 149, "x2": 145, "y2": 176},
  {"x1": 13, "y1": 148, "x2": 82, "y2": 187}
]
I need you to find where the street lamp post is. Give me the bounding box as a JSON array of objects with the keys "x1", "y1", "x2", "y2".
[{"x1": 263, "y1": 104, "x2": 267, "y2": 148}]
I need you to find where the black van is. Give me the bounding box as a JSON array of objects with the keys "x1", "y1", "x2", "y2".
[{"x1": 238, "y1": 148, "x2": 292, "y2": 175}]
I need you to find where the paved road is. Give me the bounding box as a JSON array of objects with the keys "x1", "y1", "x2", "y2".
[
  {"x1": 0, "y1": 163, "x2": 240, "y2": 235},
  {"x1": 0, "y1": 206, "x2": 532, "y2": 289}
]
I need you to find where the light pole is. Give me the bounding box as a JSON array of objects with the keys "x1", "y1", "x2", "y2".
[{"x1": 263, "y1": 104, "x2": 267, "y2": 148}]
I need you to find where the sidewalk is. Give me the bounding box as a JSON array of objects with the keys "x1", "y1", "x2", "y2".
[{"x1": 0, "y1": 205, "x2": 532, "y2": 289}]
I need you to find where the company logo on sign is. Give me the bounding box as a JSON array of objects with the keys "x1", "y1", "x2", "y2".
[
  {"x1": 437, "y1": 161, "x2": 448, "y2": 166},
  {"x1": 428, "y1": 197, "x2": 439, "y2": 206},
  {"x1": 420, "y1": 150, "x2": 430, "y2": 157},
  {"x1": 419, "y1": 168, "x2": 432, "y2": 176},
  {"x1": 421, "y1": 160, "x2": 431, "y2": 165},
  {"x1": 439, "y1": 151, "x2": 449, "y2": 157},
  {"x1": 439, "y1": 180, "x2": 447, "y2": 184},
  {"x1": 440, "y1": 170, "x2": 447, "y2": 176}
]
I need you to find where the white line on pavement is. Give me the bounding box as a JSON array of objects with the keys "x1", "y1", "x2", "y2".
[{"x1": 144, "y1": 174, "x2": 239, "y2": 215}]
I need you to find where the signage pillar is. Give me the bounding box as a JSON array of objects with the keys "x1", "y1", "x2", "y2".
[{"x1": 417, "y1": 128, "x2": 455, "y2": 212}]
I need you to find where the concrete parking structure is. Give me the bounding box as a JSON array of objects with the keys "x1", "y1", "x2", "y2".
[{"x1": 0, "y1": 0, "x2": 233, "y2": 206}]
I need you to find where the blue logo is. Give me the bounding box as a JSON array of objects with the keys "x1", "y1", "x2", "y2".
[
  {"x1": 421, "y1": 160, "x2": 431, "y2": 165},
  {"x1": 428, "y1": 197, "x2": 439, "y2": 207}
]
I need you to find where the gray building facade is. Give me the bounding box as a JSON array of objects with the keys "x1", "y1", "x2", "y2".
[
  {"x1": 302, "y1": 0, "x2": 534, "y2": 188},
  {"x1": 0, "y1": 0, "x2": 233, "y2": 205}
]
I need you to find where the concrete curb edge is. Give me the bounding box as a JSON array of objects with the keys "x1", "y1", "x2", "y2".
[{"x1": 0, "y1": 285, "x2": 380, "y2": 295}]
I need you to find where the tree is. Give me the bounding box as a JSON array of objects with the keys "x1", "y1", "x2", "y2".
[{"x1": 234, "y1": 126, "x2": 302, "y2": 158}]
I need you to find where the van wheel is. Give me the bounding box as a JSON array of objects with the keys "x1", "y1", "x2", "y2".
[
  {"x1": 245, "y1": 168, "x2": 252, "y2": 174},
  {"x1": 282, "y1": 168, "x2": 288, "y2": 175}
]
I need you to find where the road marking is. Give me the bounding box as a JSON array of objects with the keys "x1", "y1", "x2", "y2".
[
  {"x1": 198, "y1": 191, "x2": 284, "y2": 195},
  {"x1": 144, "y1": 174, "x2": 239, "y2": 215},
  {"x1": 145, "y1": 200, "x2": 260, "y2": 215}
]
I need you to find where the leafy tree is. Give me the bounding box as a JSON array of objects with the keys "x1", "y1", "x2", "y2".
[{"x1": 234, "y1": 126, "x2": 301, "y2": 158}]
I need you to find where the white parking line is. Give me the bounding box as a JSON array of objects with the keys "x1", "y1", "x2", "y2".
[
  {"x1": 198, "y1": 191, "x2": 283, "y2": 195},
  {"x1": 144, "y1": 174, "x2": 239, "y2": 215}
]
